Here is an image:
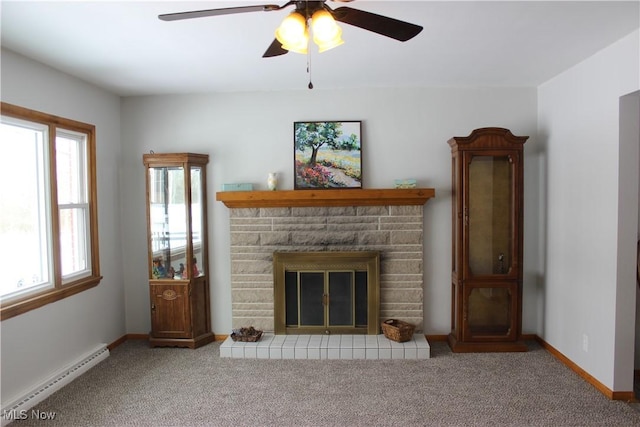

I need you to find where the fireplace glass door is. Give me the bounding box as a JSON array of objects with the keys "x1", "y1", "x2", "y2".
[
  {"x1": 273, "y1": 251, "x2": 380, "y2": 335},
  {"x1": 284, "y1": 270, "x2": 368, "y2": 333}
]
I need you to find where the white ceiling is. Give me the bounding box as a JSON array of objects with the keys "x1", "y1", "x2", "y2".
[{"x1": 1, "y1": 1, "x2": 638, "y2": 96}]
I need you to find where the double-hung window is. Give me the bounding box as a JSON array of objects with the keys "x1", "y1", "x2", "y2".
[{"x1": 1, "y1": 103, "x2": 101, "y2": 320}]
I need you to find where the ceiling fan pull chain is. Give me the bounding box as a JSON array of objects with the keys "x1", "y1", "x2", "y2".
[
  {"x1": 307, "y1": 49, "x2": 313, "y2": 89},
  {"x1": 305, "y1": 0, "x2": 313, "y2": 89}
]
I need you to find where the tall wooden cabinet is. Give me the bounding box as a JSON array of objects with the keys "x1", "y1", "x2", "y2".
[
  {"x1": 143, "y1": 153, "x2": 215, "y2": 349},
  {"x1": 447, "y1": 128, "x2": 528, "y2": 352}
]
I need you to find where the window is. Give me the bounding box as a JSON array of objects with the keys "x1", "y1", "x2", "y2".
[{"x1": 1, "y1": 103, "x2": 101, "y2": 320}]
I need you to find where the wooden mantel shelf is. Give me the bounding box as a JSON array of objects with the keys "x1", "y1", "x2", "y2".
[{"x1": 216, "y1": 188, "x2": 435, "y2": 208}]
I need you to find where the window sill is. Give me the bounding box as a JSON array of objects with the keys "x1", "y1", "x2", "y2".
[{"x1": 1, "y1": 276, "x2": 103, "y2": 321}]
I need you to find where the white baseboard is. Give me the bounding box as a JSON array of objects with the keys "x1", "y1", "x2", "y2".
[{"x1": 1, "y1": 344, "x2": 109, "y2": 426}]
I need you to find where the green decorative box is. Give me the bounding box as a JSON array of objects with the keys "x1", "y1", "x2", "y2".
[
  {"x1": 394, "y1": 179, "x2": 417, "y2": 189},
  {"x1": 221, "y1": 183, "x2": 253, "y2": 191}
]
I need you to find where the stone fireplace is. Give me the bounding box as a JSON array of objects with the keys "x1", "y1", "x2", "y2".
[{"x1": 217, "y1": 189, "x2": 435, "y2": 335}]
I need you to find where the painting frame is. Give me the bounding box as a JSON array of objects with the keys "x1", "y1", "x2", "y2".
[{"x1": 293, "y1": 120, "x2": 362, "y2": 189}]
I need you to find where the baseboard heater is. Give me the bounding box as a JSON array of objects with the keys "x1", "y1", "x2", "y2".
[{"x1": 1, "y1": 344, "x2": 109, "y2": 426}]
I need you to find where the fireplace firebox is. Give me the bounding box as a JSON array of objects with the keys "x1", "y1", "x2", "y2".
[{"x1": 273, "y1": 251, "x2": 380, "y2": 335}]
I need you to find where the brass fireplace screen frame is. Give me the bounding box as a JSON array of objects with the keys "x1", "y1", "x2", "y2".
[{"x1": 273, "y1": 251, "x2": 380, "y2": 335}]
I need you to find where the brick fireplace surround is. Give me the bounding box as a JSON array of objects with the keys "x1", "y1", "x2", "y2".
[{"x1": 216, "y1": 189, "x2": 435, "y2": 359}]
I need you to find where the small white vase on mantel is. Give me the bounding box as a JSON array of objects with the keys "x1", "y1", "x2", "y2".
[{"x1": 267, "y1": 172, "x2": 278, "y2": 191}]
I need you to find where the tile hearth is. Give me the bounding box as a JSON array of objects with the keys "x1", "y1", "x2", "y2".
[{"x1": 220, "y1": 333, "x2": 430, "y2": 360}]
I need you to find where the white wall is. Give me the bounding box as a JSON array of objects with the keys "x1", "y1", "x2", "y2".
[
  {"x1": 0, "y1": 49, "x2": 126, "y2": 406},
  {"x1": 620, "y1": 91, "x2": 640, "y2": 379},
  {"x1": 120, "y1": 87, "x2": 539, "y2": 336},
  {"x1": 629, "y1": 90, "x2": 640, "y2": 370},
  {"x1": 637, "y1": 91, "x2": 640, "y2": 370},
  {"x1": 537, "y1": 30, "x2": 639, "y2": 391}
]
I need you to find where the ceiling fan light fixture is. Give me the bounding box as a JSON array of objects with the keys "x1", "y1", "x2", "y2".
[
  {"x1": 311, "y1": 10, "x2": 344, "y2": 52},
  {"x1": 275, "y1": 11, "x2": 308, "y2": 52},
  {"x1": 160, "y1": 3, "x2": 425, "y2": 61}
]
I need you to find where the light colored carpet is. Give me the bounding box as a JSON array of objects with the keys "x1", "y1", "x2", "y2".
[{"x1": 12, "y1": 340, "x2": 640, "y2": 426}]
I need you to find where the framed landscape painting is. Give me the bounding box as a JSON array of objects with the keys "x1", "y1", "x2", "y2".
[{"x1": 294, "y1": 121, "x2": 362, "y2": 189}]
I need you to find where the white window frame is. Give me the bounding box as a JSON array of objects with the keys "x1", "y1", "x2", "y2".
[
  {"x1": 56, "y1": 129, "x2": 92, "y2": 284},
  {"x1": 1, "y1": 103, "x2": 102, "y2": 321}
]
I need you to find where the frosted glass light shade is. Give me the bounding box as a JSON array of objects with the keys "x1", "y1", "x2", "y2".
[
  {"x1": 275, "y1": 12, "x2": 309, "y2": 54},
  {"x1": 311, "y1": 10, "x2": 344, "y2": 52}
]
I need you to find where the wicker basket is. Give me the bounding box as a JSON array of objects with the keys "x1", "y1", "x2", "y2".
[
  {"x1": 381, "y1": 319, "x2": 415, "y2": 343},
  {"x1": 230, "y1": 327, "x2": 263, "y2": 342}
]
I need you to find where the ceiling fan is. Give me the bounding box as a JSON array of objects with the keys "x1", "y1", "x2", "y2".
[{"x1": 158, "y1": 0, "x2": 423, "y2": 58}]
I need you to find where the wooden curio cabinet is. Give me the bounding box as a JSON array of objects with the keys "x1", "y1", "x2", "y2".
[
  {"x1": 448, "y1": 128, "x2": 528, "y2": 352},
  {"x1": 143, "y1": 153, "x2": 215, "y2": 349}
]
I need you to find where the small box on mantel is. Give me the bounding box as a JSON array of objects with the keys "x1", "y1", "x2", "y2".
[
  {"x1": 221, "y1": 183, "x2": 253, "y2": 191},
  {"x1": 394, "y1": 179, "x2": 417, "y2": 189}
]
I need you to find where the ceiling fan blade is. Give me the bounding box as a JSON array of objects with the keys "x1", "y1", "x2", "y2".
[
  {"x1": 263, "y1": 39, "x2": 289, "y2": 58},
  {"x1": 332, "y1": 6, "x2": 423, "y2": 42},
  {"x1": 158, "y1": 4, "x2": 283, "y2": 21}
]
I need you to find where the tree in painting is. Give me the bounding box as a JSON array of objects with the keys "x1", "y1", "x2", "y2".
[{"x1": 294, "y1": 121, "x2": 361, "y2": 188}]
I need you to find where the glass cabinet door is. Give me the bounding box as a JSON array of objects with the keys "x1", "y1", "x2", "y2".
[
  {"x1": 466, "y1": 285, "x2": 515, "y2": 339},
  {"x1": 466, "y1": 154, "x2": 514, "y2": 277},
  {"x1": 190, "y1": 166, "x2": 205, "y2": 279},
  {"x1": 148, "y1": 166, "x2": 186, "y2": 280}
]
